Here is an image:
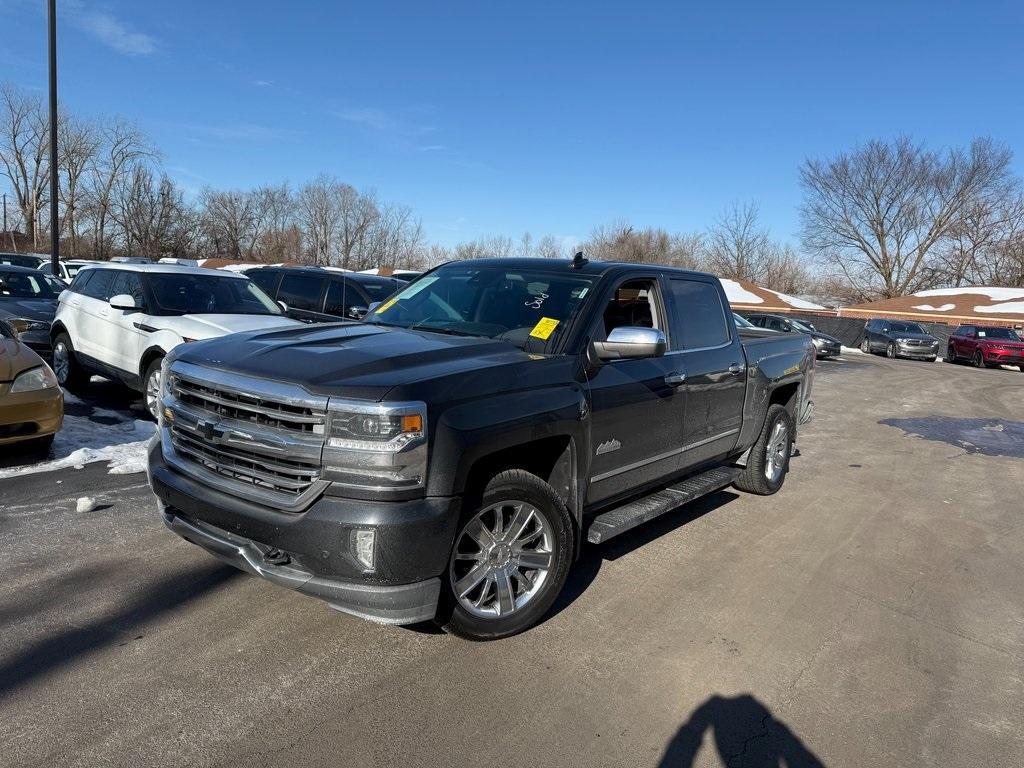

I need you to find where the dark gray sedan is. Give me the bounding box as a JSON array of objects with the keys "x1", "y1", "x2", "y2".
[
  {"x1": 743, "y1": 312, "x2": 842, "y2": 358},
  {"x1": 0, "y1": 265, "x2": 64, "y2": 354}
]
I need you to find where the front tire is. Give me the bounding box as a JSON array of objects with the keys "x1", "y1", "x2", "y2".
[
  {"x1": 734, "y1": 404, "x2": 795, "y2": 496},
  {"x1": 860, "y1": 338, "x2": 871, "y2": 354},
  {"x1": 886, "y1": 342, "x2": 897, "y2": 359},
  {"x1": 142, "y1": 357, "x2": 164, "y2": 420},
  {"x1": 438, "y1": 470, "x2": 574, "y2": 641},
  {"x1": 946, "y1": 344, "x2": 956, "y2": 362},
  {"x1": 974, "y1": 350, "x2": 986, "y2": 368},
  {"x1": 51, "y1": 333, "x2": 89, "y2": 390}
]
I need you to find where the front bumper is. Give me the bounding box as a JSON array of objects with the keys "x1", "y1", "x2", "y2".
[
  {"x1": 896, "y1": 344, "x2": 938, "y2": 359},
  {"x1": 148, "y1": 439, "x2": 460, "y2": 625},
  {"x1": 0, "y1": 386, "x2": 63, "y2": 445},
  {"x1": 984, "y1": 350, "x2": 1024, "y2": 365}
]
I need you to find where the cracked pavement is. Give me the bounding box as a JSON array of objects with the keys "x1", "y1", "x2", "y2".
[{"x1": 1, "y1": 352, "x2": 1022, "y2": 767}]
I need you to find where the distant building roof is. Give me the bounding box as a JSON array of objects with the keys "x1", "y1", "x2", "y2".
[
  {"x1": 841, "y1": 286, "x2": 1024, "y2": 325},
  {"x1": 719, "y1": 277, "x2": 827, "y2": 313}
]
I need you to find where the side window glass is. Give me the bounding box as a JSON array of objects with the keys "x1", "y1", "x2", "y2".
[
  {"x1": 599, "y1": 279, "x2": 662, "y2": 340},
  {"x1": 668, "y1": 278, "x2": 731, "y2": 350},
  {"x1": 248, "y1": 270, "x2": 280, "y2": 296},
  {"x1": 325, "y1": 280, "x2": 362, "y2": 316},
  {"x1": 278, "y1": 274, "x2": 326, "y2": 311},
  {"x1": 109, "y1": 271, "x2": 146, "y2": 309},
  {"x1": 83, "y1": 270, "x2": 116, "y2": 301}
]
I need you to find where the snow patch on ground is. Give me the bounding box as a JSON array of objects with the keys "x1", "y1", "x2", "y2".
[
  {"x1": 912, "y1": 303, "x2": 956, "y2": 312},
  {"x1": 975, "y1": 301, "x2": 1024, "y2": 314},
  {"x1": 720, "y1": 279, "x2": 764, "y2": 304},
  {"x1": 915, "y1": 286, "x2": 1024, "y2": 301},
  {"x1": 841, "y1": 346, "x2": 865, "y2": 355},
  {"x1": 0, "y1": 409, "x2": 155, "y2": 479}
]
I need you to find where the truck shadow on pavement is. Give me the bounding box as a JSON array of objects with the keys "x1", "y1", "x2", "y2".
[
  {"x1": 547, "y1": 490, "x2": 741, "y2": 623},
  {"x1": 0, "y1": 563, "x2": 238, "y2": 698},
  {"x1": 658, "y1": 693, "x2": 826, "y2": 767}
]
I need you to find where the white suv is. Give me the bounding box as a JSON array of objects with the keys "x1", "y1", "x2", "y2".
[{"x1": 51, "y1": 263, "x2": 301, "y2": 417}]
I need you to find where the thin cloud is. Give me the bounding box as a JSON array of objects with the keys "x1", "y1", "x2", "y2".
[
  {"x1": 66, "y1": 1, "x2": 158, "y2": 56},
  {"x1": 253, "y1": 80, "x2": 274, "y2": 87},
  {"x1": 168, "y1": 121, "x2": 300, "y2": 143},
  {"x1": 331, "y1": 106, "x2": 435, "y2": 137}
]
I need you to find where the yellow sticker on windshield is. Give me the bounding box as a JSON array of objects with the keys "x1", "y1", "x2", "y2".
[
  {"x1": 375, "y1": 297, "x2": 398, "y2": 314},
  {"x1": 530, "y1": 317, "x2": 560, "y2": 340}
]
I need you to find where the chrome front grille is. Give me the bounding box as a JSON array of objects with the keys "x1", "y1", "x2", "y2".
[
  {"x1": 170, "y1": 375, "x2": 325, "y2": 435},
  {"x1": 170, "y1": 425, "x2": 320, "y2": 497},
  {"x1": 162, "y1": 361, "x2": 330, "y2": 510}
]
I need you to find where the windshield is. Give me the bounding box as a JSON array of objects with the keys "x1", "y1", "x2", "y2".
[
  {"x1": 367, "y1": 265, "x2": 597, "y2": 351},
  {"x1": 788, "y1": 318, "x2": 816, "y2": 333},
  {"x1": 890, "y1": 321, "x2": 926, "y2": 334},
  {"x1": 0, "y1": 270, "x2": 62, "y2": 299},
  {"x1": 733, "y1": 313, "x2": 755, "y2": 328},
  {"x1": 977, "y1": 327, "x2": 1021, "y2": 340},
  {"x1": 148, "y1": 273, "x2": 282, "y2": 316}
]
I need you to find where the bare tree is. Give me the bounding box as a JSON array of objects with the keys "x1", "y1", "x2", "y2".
[
  {"x1": 800, "y1": 136, "x2": 1015, "y2": 298},
  {"x1": 250, "y1": 183, "x2": 298, "y2": 262},
  {"x1": 88, "y1": 118, "x2": 154, "y2": 258},
  {"x1": 336, "y1": 184, "x2": 378, "y2": 269},
  {"x1": 0, "y1": 83, "x2": 50, "y2": 248},
  {"x1": 705, "y1": 202, "x2": 774, "y2": 280},
  {"x1": 535, "y1": 235, "x2": 568, "y2": 259},
  {"x1": 111, "y1": 165, "x2": 196, "y2": 258},
  {"x1": 585, "y1": 221, "x2": 705, "y2": 268},
  {"x1": 200, "y1": 188, "x2": 257, "y2": 259},
  {"x1": 58, "y1": 114, "x2": 99, "y2": 256},
  {"x1": 296, "y1": 175, "x2": 340, "y2": 266}
]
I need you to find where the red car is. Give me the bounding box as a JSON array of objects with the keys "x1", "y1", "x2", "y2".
[{"x1": 946, "y1": 324, "x2": 1024, "y2": 370}]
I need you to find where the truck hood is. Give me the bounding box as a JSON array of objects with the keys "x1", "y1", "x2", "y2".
[
  {"x1": 176, "y1": 322, "x2": 541, "y2": 399},
  {"x1": 0, "y1": 297, "x2": 58, "y2": 322},
  {"x1": 166, "y1": 313, "x2": 300, "y2": 339}
]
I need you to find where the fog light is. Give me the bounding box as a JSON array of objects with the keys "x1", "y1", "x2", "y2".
[{"x1": 353, "y1": 529, "x2": 375, "y2": 571}]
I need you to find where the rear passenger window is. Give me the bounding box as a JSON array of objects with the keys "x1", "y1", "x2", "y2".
[
  {"x1": 278, "y1": 274, "x2": 326, "y2": 311},
  {"x1": 669, "y1": 278, "x2": 731, "y2": 349}
]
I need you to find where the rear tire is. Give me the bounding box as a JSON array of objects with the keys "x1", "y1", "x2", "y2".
[
  {"x1": 734, "y1": 404, "x2": 795, "y2": 496},
  {"x1": 437, "y1": 469, "x2": 574, "y2": 641},
  {"x1": 51, "y1": 333, "x2": 89, "y2": 390}
]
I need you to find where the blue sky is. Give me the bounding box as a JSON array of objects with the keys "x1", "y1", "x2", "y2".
[{"x1": 2, "y1": 0, "x2": 1023, "y2": 248}]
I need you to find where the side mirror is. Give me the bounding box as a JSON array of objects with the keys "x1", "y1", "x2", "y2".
[
  {"x1": 109, "y1": 293, "x2": 137, "y2": 311},
  {"x1": 277, "y1": 300, "x2": 289, "y2": 313},
  {"x1": 593, "y1": 327, "x2": 667, "y2": 361},
  {"x1": 347, "y1": 305, "x2": 369, "y2": 320}
]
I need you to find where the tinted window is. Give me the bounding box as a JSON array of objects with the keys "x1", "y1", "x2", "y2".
[
  {"x1": 69, "y1": 269, "x2": 95, "y2": 294},
  {"x1": 247, "y1": 269, "x2": 281, "y2": 296},
  {"x1": 889, "y1": 321, "x2": 925, "y2": 334},
  {"x1": 81, "y1": 269, "x2": 117, "y2": 300},
  {"x1": 109, "y1": 271, "x2": 147, "y2": 309},
  {"x1": 324, "y1": 280, "x2": 367, "y2": 316},
  {"x1": 148, "y1": 274, "x2": 282, "y2": 316},
  {"x1": 0, "y1": 254, "x2": 44, "y2": 269},
  {"x1": 0, "y1": 270, "x2": 62, "y2": 298},
  {"x1": 355, "y1": 279, "x2": 400, "y2": 302},
  {"x1": 767, "y1": 317, "x2": 788, "y2": 331},
  {"x1": 278, "y1": 274, "x2": 326, "y2": 311},
  {"x1": 977, "y1": 327, "x2": 1020, "y2": 340},
  {"x1": 669, "y1": 278, "x2": 730, "y2": 349}
]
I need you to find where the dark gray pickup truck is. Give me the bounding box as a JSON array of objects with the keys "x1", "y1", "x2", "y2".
[{"x1": 148, "y1": 257, "x2": 814, "y2": 640}]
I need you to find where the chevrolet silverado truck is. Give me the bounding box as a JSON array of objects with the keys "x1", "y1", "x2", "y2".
[{"x1": 148, "y1": 257, "x2": 814, "y2": 640}]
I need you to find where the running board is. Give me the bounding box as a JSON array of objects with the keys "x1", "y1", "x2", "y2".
[{"x1": 585, "y1": 466, "x2": 740, "y2": 544}]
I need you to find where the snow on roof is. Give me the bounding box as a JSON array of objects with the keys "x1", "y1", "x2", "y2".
[
  {"x1": 719, "y1": 276, "x2": 826, "y2": 311},
  {"x1": 914, "y1": 286, "x2": 1024, "y2": 301},
  {"x1": 912, "y1": 304, "x2": 956, "y2": 312},
  {"x1": 844, "y1": 286, "x2": 1024, "y2": 324}
]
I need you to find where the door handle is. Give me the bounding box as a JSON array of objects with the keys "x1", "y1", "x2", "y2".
[
  {"x1": 728, "y1": 363, "x2": 743, "y2": 375},
  {"x1": 664, "y1": 372, "x2": 686, "y2": 386}
]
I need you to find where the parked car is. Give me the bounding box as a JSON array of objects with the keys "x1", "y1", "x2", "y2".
[
  {"x1": 109, "y1": 256, "x2": 153, "y2": 264},
  {"x1": 246, "y1": 266, "x2": 406, "y2": 323},
  {"x1": 860, "y1": 319, "x2": 939, "y2": 361},
  {"x1": 743, "y1": 312, "x2": 841, "y2": 358},
  {"x1": 50, "y1": 263, "x2": 301, "y2": 418},
  {"x1": 0, "y1": 252, "x2": 99, "y2": 281},
  {"x1": 946, "y1": 324, "x2": 1024, "y2": 370},
  {"x1": 0, "y1": 318, "x2": 63, "y2": 455},
  {"x1": 63, "y1": 259, "x2": 102, "y2": 279},
  {"x1": 150, "y1": 258, "x2": 815, "y2": 640},
  {"x1": 0, "y1": 265, "x2": 66, "y2": 354}
]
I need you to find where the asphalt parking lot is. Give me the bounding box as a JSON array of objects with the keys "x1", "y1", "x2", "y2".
[{"x1": 1, "y1": 352, "x2": 1022, "y2": 768}]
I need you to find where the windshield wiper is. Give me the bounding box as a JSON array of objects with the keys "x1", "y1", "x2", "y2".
[{"x1": 407, "y1": 319, "x2": 480, "y2": 337}]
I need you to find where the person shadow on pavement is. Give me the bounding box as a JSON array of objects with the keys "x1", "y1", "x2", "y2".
[{"x1": 658, "y1": 693, "x2": 826, "y2": 767}]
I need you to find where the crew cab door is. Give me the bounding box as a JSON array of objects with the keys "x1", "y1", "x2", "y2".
[
  {"x1": 585, "y1": 276, "x2": 684, "y2": 505},
  {"x1": 663, "y1": 276, "x2": 746, "y2": 467}
]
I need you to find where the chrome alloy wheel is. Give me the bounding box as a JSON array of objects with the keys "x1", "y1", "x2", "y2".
[
  {"x1": 52, "y1": 342, "x2": 70, "y2": 384},
  {"x1": 145, "y1": 367, "x2": 162, "y2": 419},
  {"x1": 764, "y1": 421, "x2": 790, "y2": 483},
  {"x1": 449, "y1": 501, "x2": 555, "y2": 618}
]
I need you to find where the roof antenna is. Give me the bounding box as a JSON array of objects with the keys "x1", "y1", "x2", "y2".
[{"x1": 571, "y1": 250, "x2": 588, "y2": 269}]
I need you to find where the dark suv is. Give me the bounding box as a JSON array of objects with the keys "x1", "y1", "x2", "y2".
[
  {"x1": 247, "y1": 266, "x2": 405, "y2": 323},
  {"x1": 860, "y1": 318, "x2": 939, "y2": 361},
  {"x1": 743, "y1": 313, "x2": 841, "y2": 358}
]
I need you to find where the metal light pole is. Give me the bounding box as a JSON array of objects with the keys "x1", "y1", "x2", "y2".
[{"x1": 47, "y1": 0, "x2": 59, "y2": 276}]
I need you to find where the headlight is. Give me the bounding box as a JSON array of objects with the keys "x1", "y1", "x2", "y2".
[
  {"x1": 896, "y1": 338, "x2": 909, "y2": 344},
  {"x1": 8, "y1": 318, "x2": 49, "y2": 337},
  {"x1": 10, "y1": 364, "x2": 59, "y2": 392},
  {"x1": 322, "y1": 400, "x2": 427, "y2": 490}
]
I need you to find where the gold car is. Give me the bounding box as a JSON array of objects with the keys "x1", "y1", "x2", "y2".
[{"x1": 0, "y1": 318, "x2": 63, "y2": 453}]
